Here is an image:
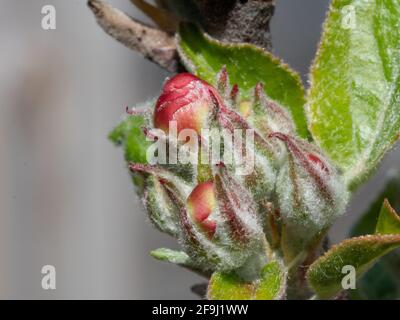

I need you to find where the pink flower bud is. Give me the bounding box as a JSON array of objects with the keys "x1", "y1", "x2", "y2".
[
  {"x1": 187, "y1": 181, "x2": 217, "y2": 239},
  {"x1": 154, "y1": 73, "x2": 222, "y2": 134}
]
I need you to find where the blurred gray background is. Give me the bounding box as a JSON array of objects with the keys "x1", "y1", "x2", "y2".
[{"x1": 0, "y1": 0, "x2": 398, "y2": 299}]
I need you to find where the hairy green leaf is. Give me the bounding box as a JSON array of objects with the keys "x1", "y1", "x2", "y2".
[
  {"x1": 308, "y1": 0, "x2": 400, "y2": 188},
  {"x1": 109, "y1": 115, "x2": 152, "y2": 189},
  {"x1": 177, "y1": 24, "x2": 309, "y2": 138},
  {"x1": 307, "y1": 235, "x2": 400, "y2": 299},
  {"x1": 207, "y1": 272, "x2": 253, "y2": 300},
  {"x1": 350, "y1": 173, "x2": 400, "y2": 299},
  {"x1": 109, "y1": 115, "x2": 151, "y2": 164},
  {"x1": 150, "y1": 248, "x2": 191, "y2": 264},
  {"x1": 254, "y1": 261, "x2": 286, "y2": 300},
  {"x1": 207, "y1": 261, "x2": 285, "y2": 300},
  {"x1": 150, "y1": 248, "x2": 212, "y2": 278},
  {"x1": 376, "y1": 199, "x2": 400, "y2": 235}
]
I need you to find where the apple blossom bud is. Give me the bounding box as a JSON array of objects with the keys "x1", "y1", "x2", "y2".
[
  {"x1": 154, "y1": 73, "x2": 222, "y2": 134},
  {"x1": 187, "y1": 181, "x2": 217, "y2": 239},
  {"x1": 143, "y1": 175, "x2": 180, "y2": 237},
  {"x1": 251, "y1": 83, "x2": 295, "y2": 136},
  {"x1": 270, "y1": 132, "x2": 348, "y2": 260},
  {"x1": 214, "y1": 163, "x2": 264, "y2": 247}
]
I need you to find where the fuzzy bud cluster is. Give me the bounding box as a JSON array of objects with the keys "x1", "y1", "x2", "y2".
[{"x1": 128, "y1": 70, "x2": 348, "y2": 273}]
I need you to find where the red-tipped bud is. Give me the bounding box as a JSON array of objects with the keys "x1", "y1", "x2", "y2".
[
  {"x1": 214, "y1": 163, "x2": 264, "y2": 246},
  {"x1": 154, "y1": 73, "x2": 222, "y2": 134},
  {"x1": 251, "y1": 84, "x2": 295, "y2": 136},
  {"x1": 307, "y1": 153, "x2": 330, "y2": 174},
  {"x1": 269, "y1": 132, "x2": 348, "y2": 260},
  {"x1": 187, "y1": 181, "x2": 217, "y2": 238}
]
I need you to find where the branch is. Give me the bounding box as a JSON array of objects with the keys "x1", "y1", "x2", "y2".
[
  {"x1": 87, "y1": 0, "x2": 179, "y2": 72},
  {"x1": 193, "y1": 0, "x2": 275, "y2": 50}
]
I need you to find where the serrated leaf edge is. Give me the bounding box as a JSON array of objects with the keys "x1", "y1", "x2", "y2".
[
  {"x1": 307, "y1": 234, "x2": 400, "y2": 298},
  {"x1": 176, "y1": 24, "x2": 305, "y2": 101}
]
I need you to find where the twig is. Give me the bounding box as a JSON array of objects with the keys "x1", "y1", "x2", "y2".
[
  {"x1": 130, "y1": 0, "x2": 178, "y2": 33},
  {"x1": 87, "y1": 0, "x2": 179, "y2": 72},
  {"x1": 193, "y1": 0, "x2": 275, "y2": 50}
]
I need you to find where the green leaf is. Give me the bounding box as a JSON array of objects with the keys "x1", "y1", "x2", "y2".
[
  {"x1": 307, "y1": 0, "x2": 400, "y2": 188},
  {"x1": 109, "y1": 115, "x2": 151, "y2": 164},
  {"x1": 349, "y1": 173, "x2": 400, "y2": 299},
  {"x1": 207, "y1": 261, "x2": 285, "y2": 300},
  {"x1": 177, "y1": 24, "x2": 309, "y2": 139},
  {"x1": 376, "y1": 199, "x2": 400, "y2": 235},
  {"x1": 307, "y1": 234, "x2": 400, "y2": 299},
  {"x1": 150, "y1": 248, "x2": 191, "y2": 265},
  {"x1": 351, "y1": 172, "x2": 400, "y2": 237},
  {"x1": 150, "y1": 248, "x2": 212, "y2": 278},
  {"x1": 207, "y1": 273, "x2": 253, "y2": 300},
  {"x1": 254, "y1": 261, "x2": 286, "y2": 300},
  {"x1": 109, "y1": 115, "x2": 153, "y2": 189}
]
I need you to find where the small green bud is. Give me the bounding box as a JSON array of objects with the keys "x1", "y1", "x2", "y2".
[{"x1": 270, "y1": 132, "x2": 349, "y2": 260}]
